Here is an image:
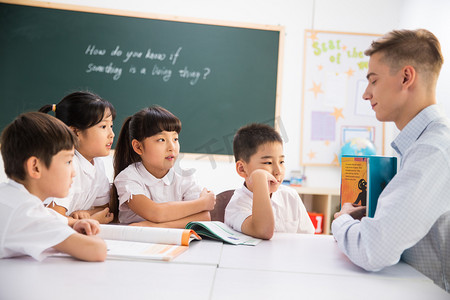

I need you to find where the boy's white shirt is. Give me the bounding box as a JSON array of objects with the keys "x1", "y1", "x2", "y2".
[
  {"x1": 0, "y1": 180, "x2": 75, "y2": 261},
  {"x1": 114, "y1": 162, "x2": 202, "y2": 224},
  {"x1": 225, "y1": 184, "x2": 315, "y2": 234},
  {"x1": 44, "y1": 150, "x2": 110, "y2": 214}
]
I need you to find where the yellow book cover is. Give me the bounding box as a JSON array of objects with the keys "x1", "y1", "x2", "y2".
[{"x1": 341, "y1": 157, "x2": 368, "y2": 206}]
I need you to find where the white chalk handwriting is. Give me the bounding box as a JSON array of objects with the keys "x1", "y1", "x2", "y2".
[{"x1": 84, "y1": 44, "x2": 211, "y2": 84}]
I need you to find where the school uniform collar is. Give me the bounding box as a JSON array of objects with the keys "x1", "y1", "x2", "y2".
[
  {"x1": 75, "y1": 150, "x2": 96, "y2": 178},
  {"x1": 8, "y1": 179, "x2": 29, "y2": 193},
  {"x1": 136, "y1": 162, "x2": 174, "y2": 187},
  {"x1": 7, "y1": 179, "x2": 41, "y2": 202},
  {"x1": 391, "y1": 104, "x2": 444, "y2": 157}
]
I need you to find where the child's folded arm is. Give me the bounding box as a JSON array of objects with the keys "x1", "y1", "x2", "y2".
[{"x1": 128, "y1": 192, "x2": 214, "y2": 223}]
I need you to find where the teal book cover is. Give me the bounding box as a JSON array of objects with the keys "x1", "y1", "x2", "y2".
[{"x1": 341, "y1": 155, "x2": 397, "y2": 218}]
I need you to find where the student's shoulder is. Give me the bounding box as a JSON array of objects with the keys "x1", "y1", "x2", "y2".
[
  {"x1": 115, "y1": 162, "x2": 141, "y2": 181},
  {"x1": 0, "y1": 181, "x2": 36, "y2": 209},
  {"x1": 229, "y1": 184, "x2": 251, "y2": 202},
  {"x1": 0, "y1": 182, "x2": 58, "y2": 228}
]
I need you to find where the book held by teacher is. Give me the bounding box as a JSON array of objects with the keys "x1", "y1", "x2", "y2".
[{"x1": 340, "y1": 155, "x2": 397, "y2": 218}]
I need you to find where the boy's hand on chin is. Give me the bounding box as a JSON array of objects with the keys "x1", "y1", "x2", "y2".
[{"x1": 248, "y1": 169, "x2": 279, "y2": 194}]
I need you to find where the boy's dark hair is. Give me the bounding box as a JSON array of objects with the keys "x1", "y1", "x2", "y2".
[
  {"x1": 1, "y1": 112, "x2": 77, "y2": 181},
  {"x1": 39, "y1": 91, "x2": 116, "y2": 130},
  {"x1": 233, "y1": 123, "x2": 282, "y2": 162}
]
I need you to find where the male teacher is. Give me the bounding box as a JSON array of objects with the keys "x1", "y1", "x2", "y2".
[{"x1": 332, "y1": 28, "x2": 450, "y2": 292}]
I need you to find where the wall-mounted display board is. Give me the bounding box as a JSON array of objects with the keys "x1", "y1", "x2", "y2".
[
  {"x1": 0, "y1": 0, "x2": 284, "y2": 156},
  {"x1": 300, "y1": 30, "x2": 383, "y2": 166}
]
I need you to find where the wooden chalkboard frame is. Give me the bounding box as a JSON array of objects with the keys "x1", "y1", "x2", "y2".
[{"x1": 0, "y1": 0, "x2": 284, "y2": 160}]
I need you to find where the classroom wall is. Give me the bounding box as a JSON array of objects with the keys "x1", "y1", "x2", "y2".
[{"x1": 3, "y1": 0, "x2": 450, "y2": 193}]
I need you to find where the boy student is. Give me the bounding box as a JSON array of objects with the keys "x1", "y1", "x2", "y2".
[
  {"x1": 0, "y1": 112, "x2": 107, "y2": 262},
  {"x1": 225, "y1": 123, "x2": 315, "y2": 239},
  {"x1": 332, "y1": 29, "x2": 450, "y2": 292}
]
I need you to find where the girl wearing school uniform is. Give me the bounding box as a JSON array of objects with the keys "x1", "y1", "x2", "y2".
[
  {"x1": 112, "y1": 106, "x2": 215, "y2": 228},
  {"x1": 39, "y1": 91, "x2": 115, "y2": 224}
]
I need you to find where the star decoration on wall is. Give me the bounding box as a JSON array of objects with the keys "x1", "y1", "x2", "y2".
[
  {"x1": 308, "y1": 81, "x2": 324, "y2": 99},
  {"x1": 307, "y1": 150, "x2": 316, "y2": 160},
  {"x1": 330, "y1": 107, "x2": 344, "y2": 121},
  {"x1": 345, "y1": 68, "x2": 355, "y2": 77},
  {"x1": 308, "y1": 31, "x2": 318, "y2": 41}
]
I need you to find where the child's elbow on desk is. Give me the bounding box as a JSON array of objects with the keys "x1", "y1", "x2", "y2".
[
  {"x1": 258, "y1": 230, "x2": 274, "y2": 240},
  {"x1": 243, "y1": 223, "x2": 274, "y2": 240}
]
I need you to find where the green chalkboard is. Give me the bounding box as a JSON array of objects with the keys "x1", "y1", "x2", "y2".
[{"x1": 0, "y1": 1, "x2": 282, "y2": 155}]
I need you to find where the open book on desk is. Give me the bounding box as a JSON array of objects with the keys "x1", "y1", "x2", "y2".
[
  {"x1": 185, "y1": 221, "x2": 261, "y2": 246},
  {"x1": 52, "y1": 225, "x2": 201, "y2": 261},
  {"x1": 97, "y1": 224, "x2": 202, "y2": 261}
]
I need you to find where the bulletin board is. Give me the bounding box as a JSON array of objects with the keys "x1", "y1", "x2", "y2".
[{"x1": 300, "y1": 30, "x2": 383, "y2": 166}]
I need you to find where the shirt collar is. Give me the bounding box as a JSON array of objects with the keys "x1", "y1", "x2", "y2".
[
  {"x1": 391, "y1": 105, "x2": 444, "y2": 156},
  {"x1": 7, "y1": 179, "x2": 41, "y2": 201},
  {"x1": 136, "y1": 162, "x2": 174, "y2": 187},
  {"x1": 8, "y1": 179, "x2": 29, "y2": 193},
  {"x1": 75, "y1": 150, "x2": 96, "y2": 177}
]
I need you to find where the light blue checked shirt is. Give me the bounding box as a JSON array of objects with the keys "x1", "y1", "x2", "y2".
[{"x1": 332, "y1": 105, "x2": 450, "y2": 291}]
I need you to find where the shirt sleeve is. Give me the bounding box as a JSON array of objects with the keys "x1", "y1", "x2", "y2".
[
  {"x1": 224, "y1": 190, "x2": 252, "y2": 232},
  {"x1": 114, "y1": 170, "x2": 147, "y2": 207},
  {"x1": 4, "y1": 203, "x2": 75, "y2": 261},
  {"x1": 332, "y1": 143, "x2": 450, "y2": 271}
]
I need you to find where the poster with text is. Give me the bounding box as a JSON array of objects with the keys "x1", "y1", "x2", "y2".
[{"x1": 300, "y1": 30, "x2": 384, "y2": 166}]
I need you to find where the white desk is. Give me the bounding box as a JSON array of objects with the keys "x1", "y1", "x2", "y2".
[
  {"x1": 219, "y1": 233, "x2": 426, "y2": 279},
  {"x1": 173, "y1": 239, "x2": 222, "y2": 265},
  {"x1": 0, "y1": 256, "x2": 216, "y2": 300},
  {"x1": 212, "y1": 269, "x2": 448, "y2": 300},
  {"x1": 216, "y1": 233, "x2": 449, "y2": 300},
  {"x1": 1, "y1": 234, "x2": 448, "y2": 300}
]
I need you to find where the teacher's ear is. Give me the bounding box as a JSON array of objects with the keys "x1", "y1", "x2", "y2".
[{"x1": 401, "y1": 65, "x2": 416, "y2": 89}]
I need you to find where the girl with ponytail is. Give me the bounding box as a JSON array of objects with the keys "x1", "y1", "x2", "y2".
[
  {"x1": 112, "y1": 106, "x2": 215, "y2": 227},
  {"x1": 40, "y1": 91, "x2": 115, "y2": 224}
]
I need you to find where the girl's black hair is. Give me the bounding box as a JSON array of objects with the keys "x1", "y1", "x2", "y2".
[
  {"x1": 110, "y1": 106, "x2": 181, "y2": 217},
  {"x1": 39, "y1": 91, "x2": 116, "y2": 130}
]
